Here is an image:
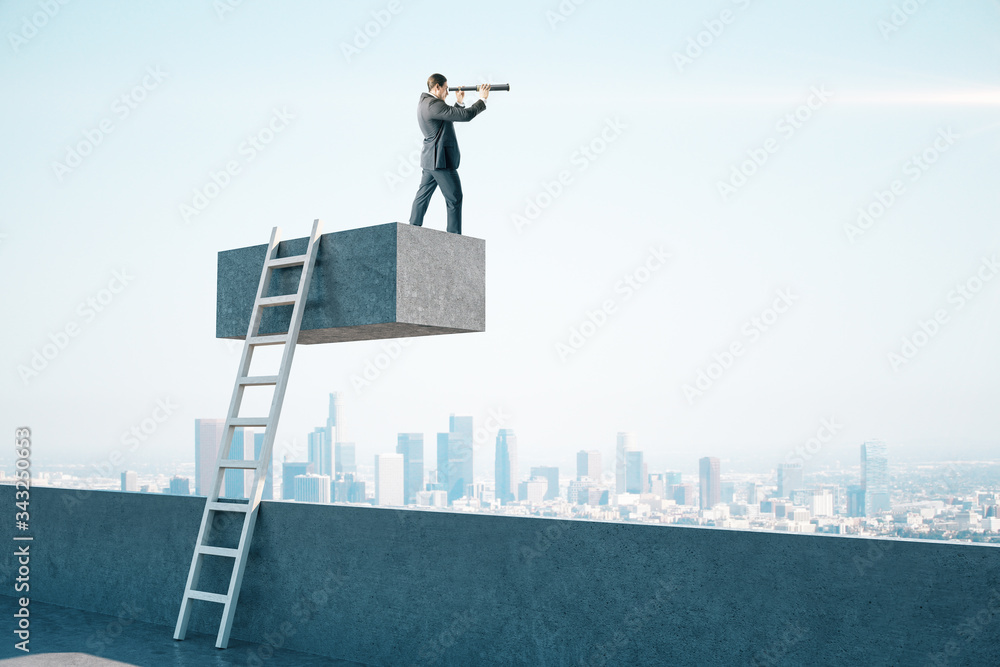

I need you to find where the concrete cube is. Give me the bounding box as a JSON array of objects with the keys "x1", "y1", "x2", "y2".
[{"x1": 217, "y1": 222, "x2": 485, "y2": 344}]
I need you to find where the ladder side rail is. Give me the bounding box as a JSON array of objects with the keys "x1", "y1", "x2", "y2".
[{"x1": 216, "y1": 219, "x2": 324, "y2": 649}]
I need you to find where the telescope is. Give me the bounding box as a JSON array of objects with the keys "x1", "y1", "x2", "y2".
[{"x1": 448, "y1": 83, "x2": 510, "y2": 92}]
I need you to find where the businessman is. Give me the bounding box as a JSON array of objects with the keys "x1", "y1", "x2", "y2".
[{"x1": 408, "y1": 74, "x2": 490, "y2": 235}]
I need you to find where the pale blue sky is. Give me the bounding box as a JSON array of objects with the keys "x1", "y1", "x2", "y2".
[{"x1": 2, "y1": 1, "x2": 999, "y2": 480}]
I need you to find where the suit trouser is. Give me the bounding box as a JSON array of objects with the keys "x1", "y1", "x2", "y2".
[{"x1": 408, "y1": 168, "x2": 463, "y2": 234}]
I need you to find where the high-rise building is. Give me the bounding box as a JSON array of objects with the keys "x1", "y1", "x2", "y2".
[
  {"x1": 169, "y1": 476, "x2": 190, "y2": 495},
  {"x1": 625, "y1": 450, "x2": 647, "y2": 494},
  {"x1": 332, "y1": 472, "x2": 366, "y2": 503},
  {"x1": 518, "y1": 478, "x2": 547, "y2": 503},
  {"x1": 495, "y1": 429, "x2": 518, "y2": 505},
  {"x1": 438, "y1": 415, "x2": 473, "y2": 503},
  {"x1": 253, "y1": 432, "x2": 273, "y2": 500},
  {"x1": 576, "y1": 450, "x2": 602, "y2": 482},
  {"x1": 721, "y1": 481, "x2": 736, "y2": 504},
  {"x1": 375, "y1": 453, "x2": 405, "y2": 506},
  {"x1": 699, "y1": 457, "x2": 720, "y2": 509},
  {"x1": 664, "y1": 471, "x2": 683, "y2": 486},
  {"x1": 396, "y1": 433, "x2": 424, "y2": 505},
  {"x1": 282, "y1": 460, "x2": 313, "y2": 500},
  {"x1": 224, "y1": 427, "x2": 261, "y2": 499},
  {"x1": 616, "y1": 432, "x2": 637, "y2": 494},
  {"x1": 335, "y1": 442, "x2": 357, "y2": 475},
  {"x1": 194, "y1": 418, "x2": 225, "y2": 496},
  {"x1": 862, "y1": 440, "x2": 890, "y2": 517},
  {"x1": 808, "y1": 489, "x2": 834, "y2": 517},
  {"x1": 530, "y1": 466, "x2": 559, "y2": 500},
  {"x1": 674, "y1": 484, "x2": 695, "y2": 506},
  {"x1": 327, "y1": 392, "x2": 355, "y2": 475},
  {"x1": 847, "y1": 484, "x2": 865, "y2": 517},
  {"x1": 294, "y1": 473, "x2": 331, "y2": 503},
  {"x1": 746, "y1": 482, "x2": 761, "y2": 505},
  {"x1": 121, "y1": 471, "x2": 137, "y2": 492},
  {"x1": 777, "y1": 463, "x2": 804, "y2": 499},
  {"x1": 308, "y1": 426, "x2": 333, "y2": 479}
]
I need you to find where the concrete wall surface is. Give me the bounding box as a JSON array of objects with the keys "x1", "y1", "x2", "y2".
[
  {"x1": 216, "y1": 222, "x2": 485, "y2": 344},
  {"x1": 2, "y1": 485, "x2": 998, "y2": 666}
]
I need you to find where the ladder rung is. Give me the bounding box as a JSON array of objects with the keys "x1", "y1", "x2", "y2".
[
  {"x1": 219, "y1": 460, "x2": 259, "y2": 469},
  {"x1": 207, "y1": 501, "x2": 250, "y2": 513},
  {"x1": 257, "y1": 294, "x2": 297, "y2": 308},
  {"x1": 268, "y1": 254, "x2": 307, "y2": 269},
  {"x1": 238, "y1": 375, "x2": 278, "y2": 386},
  {"x1": 230, "y1": 417, "x2": 269, "y2": 427},
  {"x1": 198, "y1": 545, "x2": 240, "y2": 558},
  {"x1": 187, "y1": 590, "x2": 229, "y2": 604},
  {"x1": 247, "y1": 334, "x2": 288, "y2": 346}
]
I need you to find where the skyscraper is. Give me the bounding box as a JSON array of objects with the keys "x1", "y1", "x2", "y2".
[
  {"x1": 282, "y1": 460, "x2": 313, "y2": 500},
  {"x1": 625, "y1": 450, "x2": 647, "y2": 494},
  {"x1": 329, "y1": 392, "x2": 356, "y2": 474},
  {"x1": 576, "y1": 450, "x2": 602, "y2": 482},
  {"x1": 169, "y1": 476, "x2": 191, "y2": 495},
  {"x1": 375, "y1": 453, "x2": 405, "y2": 506},
  {"x1": 224, "y1": 427, "x2": 260, "y2": 499},
  {"x1": 336, "y1": 442, "x2": 357, "y2": 475},
  {"x1": 699, "y1": 456, "x2": 720, "y2": 509},
  {"x1": 294, "y1": 473, "x2": 331, "y2": 503},
  {"x1": 530, "y1": 466, "x2": 559, "y2": 500},
  {"x1": 253, "y1": 432, "x2": 273, "y2": 500},
  {"x1": 861, "y1": 440, "x2": 890, "y2": 517},
  {"x1": 121, "y1": 471, "x2": 137, "y2": 492},
  {"x1": 616, "y1": 432, "x2": 636, "y2": 494},
  {"x1": 194, "y1": 418, "x2": 225, "y2": 496},
  {"x1": 777, "y1": 463, "x2": 804, "y2": 499},
  {"x1": 397, "y1": 433, "x2": 424, "y2": 504},
  {"x1": 495, "y1": 429, "x2": 518, "y2": 505},
  {"x1": 307, "y1": 426, "x2": 332, "y2": 479},
  {"x1": 438, "y1": 415, "x2": 473, "y2": 503}
]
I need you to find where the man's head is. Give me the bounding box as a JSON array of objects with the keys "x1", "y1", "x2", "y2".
[{"x1": 427, "y1": 73, "x2": 448, "y2": 101}]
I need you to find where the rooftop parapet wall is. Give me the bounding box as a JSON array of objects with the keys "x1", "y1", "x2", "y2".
[
  {"x1": 2, "y1": 485, "x2": 998, "y2": 666},
  {"x1": 217, "y1": 222, "x2": 485, "y2": 344}
]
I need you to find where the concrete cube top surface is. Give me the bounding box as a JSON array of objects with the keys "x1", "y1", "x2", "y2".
[{"x1": 217, "y1": 222, "x2": 485, "y2": 344}]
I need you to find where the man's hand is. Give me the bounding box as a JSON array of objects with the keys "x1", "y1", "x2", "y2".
[
  {"x1": 478, "y1": 83, "x2": 490, "y2": 101},
  {"x1": 455, "y1": 88, "x2": 464, "y2": 105}
]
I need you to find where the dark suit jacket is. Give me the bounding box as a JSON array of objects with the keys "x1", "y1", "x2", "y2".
[{"x1": 416, "y1": 92, "x2": 486, "y2": 170}]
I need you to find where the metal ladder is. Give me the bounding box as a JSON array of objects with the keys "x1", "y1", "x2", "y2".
[{"x1": 174, "y1": 219, "x2": 323, "y2": 649}]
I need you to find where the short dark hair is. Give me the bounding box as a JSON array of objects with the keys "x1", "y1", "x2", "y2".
[{"x1": 427, "y1": 73, "x2": 447, "y2": 91}]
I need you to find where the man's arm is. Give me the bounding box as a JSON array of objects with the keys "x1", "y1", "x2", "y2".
[{"x1": 426, "y1": 96, "x2": 486, "y2": 122}]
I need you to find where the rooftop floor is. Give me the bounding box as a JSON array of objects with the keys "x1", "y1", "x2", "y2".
[{"x1": 0, "y1": 599, "x2": 366, "y2": 667}]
